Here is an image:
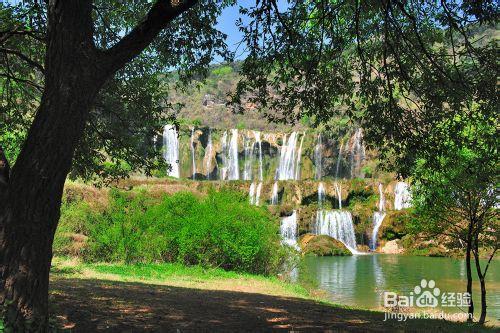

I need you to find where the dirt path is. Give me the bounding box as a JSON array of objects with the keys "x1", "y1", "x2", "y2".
[{"x1": 49, "y1": 278, "x2": 482, "y2": 332}]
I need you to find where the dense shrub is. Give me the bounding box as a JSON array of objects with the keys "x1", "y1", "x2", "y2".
[
  {"x1": 53, "y1": 199, "x2": 96, "y2": 256},
  {"x1": 58, "y1": 188, "x2": 284, "y2": 274}
]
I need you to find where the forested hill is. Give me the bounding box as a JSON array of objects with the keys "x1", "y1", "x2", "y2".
[
  {"x1": 167, "y1": 23, "x2": 498, "y2": 133},
  {"x1": 167, "y1": 62, "x2": 315, "y2": 132}
]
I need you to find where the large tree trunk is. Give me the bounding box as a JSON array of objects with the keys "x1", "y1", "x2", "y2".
[
  {"x1": 0, "y1": 0, "x2": 197, "y2": 331},
  {"x1": 0, "y1": 1, "x2": 103, "y2": 331}
]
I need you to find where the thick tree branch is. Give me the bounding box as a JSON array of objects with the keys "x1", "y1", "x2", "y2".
[{"x1": 101, "y1": 0, "x2": 198, "y2": 76}]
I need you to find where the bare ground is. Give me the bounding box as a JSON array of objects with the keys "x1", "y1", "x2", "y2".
[{"x1": 49, "y1": 277, "x2": 487, "y2": 332}]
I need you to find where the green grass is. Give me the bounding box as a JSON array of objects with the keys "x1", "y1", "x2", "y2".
[{"x1": 51, "y1": 257, "x2": 310, "y2": 299}]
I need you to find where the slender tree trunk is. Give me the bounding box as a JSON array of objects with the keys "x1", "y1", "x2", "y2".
[
  {"x1": 465, "y1": 222, "x2": 474, "y2": 322},
  {"x1": 0, "y1": 1, "x2": 103, "y2": 331},
  {"x1": 473, "y1": 239, "x2": 487, "y2": 324}
]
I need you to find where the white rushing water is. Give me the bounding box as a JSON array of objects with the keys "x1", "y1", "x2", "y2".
[
  {"x1": 243, "y1": 134, "x2": 254, "y2": 181},
  {"x1": 378, "y1": 183, "x2": 386, "y2": 212},
  {"x1": 335, "y1": 140, "x2": 343, "y2": 179},
  {"x1": 334, "y1": 183, "x2": 342, "y2": 209},
  {"x1": 163, "y1": 125, "x2": 180, "y2": 178},
  {"x1": 281, "y1": 211, "x2": 299, "y2": 249},
  {"x1": 271, "y1": 181, "x2": 279, "y2": 205},
  {"x1": 350, "y1": 128, "x2": 365, "y2": 178},
  {"x1": 318, "y1": 182, "x2": 326, "y2": 207},
  {"x1": 315, "y1": 134, "x2": 323, "y2": 180},
  {"x1": 314, "y1": 210, "x2": 360, "y2": 254},
  {"x1": 394, "y1": 182, "x2": 412, "y2": 210},
  {"x1": 277, "y1": 132, "x2": 300, "y2": 180},
  {"x1": 371, "y1": 183, "x2": 386, "y2": 250},
  {"x1": 226, "y1": 129, "x2": 240, "y2": 180},
  {"x1": 294, "y1": 132, "x2": 305, "y2": 180},
  {"x1": 249, "y1": 183, "x2": 256, "y2": 205},
  {"x1": 190, "y1": 128, "x2": 197, "y2": 179},
  {"x1": 205, "y1": 129, "x2": 213, "y2": 179},
  {"x1": 254, "y1": 130, "x2": 263, "y2": 181},
  {"x1": 249, "y1": 182, "x2": 262, "y2": 205},
  {"x1": 220, "y1": 131, "x2": 228, "y2": 180},
  {"x1": 255, "y1": 182, "x2": 262, "y2": 205}
]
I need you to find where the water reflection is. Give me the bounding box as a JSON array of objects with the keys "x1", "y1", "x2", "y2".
[{"x1": 300, "y1": 254, "x2": 499, "y2": 322}]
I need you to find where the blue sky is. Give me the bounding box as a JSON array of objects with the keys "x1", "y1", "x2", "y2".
[{"x1": 216, "y1": 5, "x2": 244, "y2": 57}]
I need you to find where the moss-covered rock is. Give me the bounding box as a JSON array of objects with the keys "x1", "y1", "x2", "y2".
[
  {"x1": 380, "y1": 210, "x2": 410, "y2": 241},
  {"x1": 400, "y1": 234, "x2": 452, "y2": 257},
  {"x1": 299, "y1": 234, "x2": 352, "y2": 256}
]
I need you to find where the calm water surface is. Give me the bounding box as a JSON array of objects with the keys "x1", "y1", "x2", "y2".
[{"x1": 299, "y1": 255, "x2": 499, "y2": 323}]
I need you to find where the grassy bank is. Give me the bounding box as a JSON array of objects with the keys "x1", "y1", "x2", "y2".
[{"x1": 51, "y1": 256, "x2": 309, "y2": 299}]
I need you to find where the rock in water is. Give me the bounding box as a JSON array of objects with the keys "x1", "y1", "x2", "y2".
[
  {"x1": 299, "y1": 234, "x2": 352, "y2": 256},
  {"x1": 381, "y1": 239, "x2": 405, "y2": 254}
]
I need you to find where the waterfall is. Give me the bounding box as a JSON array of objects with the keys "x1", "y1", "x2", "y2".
[
  {"x1": 205, "y1": 129, "x2": 213, "y2": 180},
  {"x1": 223, "y1": 129, "x2": 240, "y2": 180},
  {"x1": 335, "y1": 140, "x2": 343, "y2": 179},
  {"x1": 271, "y1": 181, "x2": 279, "y2": 205},
  {"x1": 294, "y1": 132, "x2": 305, "y2": 180},
  {"x1": 220, "y1": 131, "x2": 228, "y2": 180},
  {"x1": 243, "y1": 134, "x2": 254, "y2": 180},
  {"x1": 318, "y1": 182, "x2": 326, "y2": 207},
  {"x1": 249, "y1": 182, "x2": 262, "y2": 205},
  {"x1": 190, "y1": 128, "x2": 197, "y2": 180},
  {"x1": 254, "y1": 130, "x2": 263, "y2": 181},
  {"x1": 280, "y1": 211, "x2": 299, "y2": 249},
  {"x1": 162, "y1": 125, "x2": 180, "y2": 178},
  {"x1": 371, "y1": 213, "x2": 386, "y2": 251},
  {"x1": 394, "y1": 182, "x2": 412, "y2": 210},
  {"x1": 314, "y1": 210, "x2": 360, "y2": 254},
  {"x1": 277, "y1": 132, "x2": 299, "y2": 180},
  {"x1": 350, "y1": 128, "x2": 365, "y2": 178},
  {"x1": 249, "y1": 183, "x2": 256, "y2": 204},
  {"x1": 255, "y1": 182, "x2": 262, "y2": 205},
  {"x1": 334, "y1": 183, "x2": 342, "y2": 209},
  {"x1": 378, "y1": 183, "x2": 386, "y2": 211},
  {"x1": 371, "y1": 183, "x2": 386, "y2": 250},
  {"x1": 315, "y1": 134, "x2": 323, "y2": 180}
]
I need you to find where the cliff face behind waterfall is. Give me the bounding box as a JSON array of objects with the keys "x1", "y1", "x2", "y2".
[{"x1": 158, "y1": 126, "x2": 377, "y2": 181}]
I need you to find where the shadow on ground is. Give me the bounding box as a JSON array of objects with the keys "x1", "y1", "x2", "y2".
[{"x1": 49, "y1": 278, "x2": 485, "y2": 332}]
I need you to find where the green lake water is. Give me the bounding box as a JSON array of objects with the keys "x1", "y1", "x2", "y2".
[{"x1": 299, "y1": 255, "x2": 499, "y2": 324}]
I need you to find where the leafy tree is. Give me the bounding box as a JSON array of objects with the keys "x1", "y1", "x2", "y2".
[
  {"x1": 409, "y1": 114, "x2": 498, "y2": 324},
  {"x1": 0, "y1": 0, "x2": 231, "y2": 330},
  {"x1": 232, "y1": 0, "x2": 498, "y2": 324}
]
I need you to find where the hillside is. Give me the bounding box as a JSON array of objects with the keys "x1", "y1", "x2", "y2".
[{"x1": 166, "y1": 62, "x2": 314, "y2": 132}]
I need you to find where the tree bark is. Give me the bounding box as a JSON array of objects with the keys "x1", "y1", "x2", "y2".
[
  {"x1": 473, "y1": 237, "x2": 487, "y2": 324},
  {"x1": 465, "y1": 222, "x2": 474, "y2": 322},
  {"x1": 0, "y1": 1, "x2": 198, "y2": 331},
  {"x1": 0, "y1": 1, "x2": 102, "y2": 331},
  {"x1": 0, "y1": 146, "x2": 9, "y2": 187}
]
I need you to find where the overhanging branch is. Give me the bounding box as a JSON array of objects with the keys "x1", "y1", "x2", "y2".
[
  {"x1": 101, "y1": 0, "x2": 198, "y2": 77},
  {"x1": 0, "y1": 47, "x2": 44, "y2": 73}
]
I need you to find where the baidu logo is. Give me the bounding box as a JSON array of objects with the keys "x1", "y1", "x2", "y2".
[{"x1": 414, "y1": 279, "x2": 440, "y2": 307}]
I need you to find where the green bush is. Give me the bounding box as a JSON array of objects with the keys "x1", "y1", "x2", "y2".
[
  {"x1": 53, "y1": 199, "x2": 96, "y2": 256},
  {"x1": 82, "y1": 188, "x2": 284, "y2": 274}
]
